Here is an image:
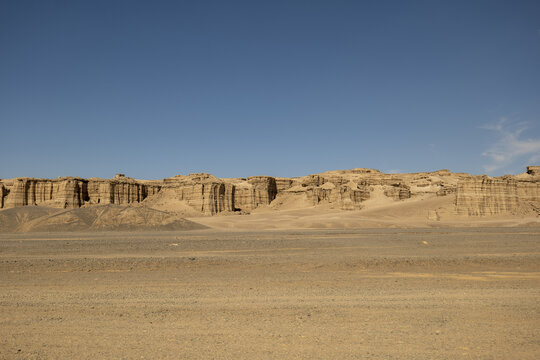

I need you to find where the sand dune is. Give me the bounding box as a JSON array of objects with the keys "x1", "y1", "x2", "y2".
[{"x1": 189, "y1": 192, "x2": 540, "y2": 230}]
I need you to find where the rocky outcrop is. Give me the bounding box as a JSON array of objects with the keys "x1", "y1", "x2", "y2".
[
  {"x1": 204, "y1": 175, "x2": 277, "y2": 213},
  {"x1": 527, "y1": 166, "x2": 540, "y2": 175},
  {"x1": 0, "y1": 176, "x2": 161, "y2": 209},
  {"x1": 308, "y1": 182, "x2": 370, "y2": 210},
  {"x1": 4, "y1": 178, "x2": 38, "y2": 207},
  {"x1": 2, "y1": 166, "x2": 538, "y2": 218},
  {"x1": 57, "y1": 178, "x2": 88, "y2": 208},
  {"x1": 181, "y1": 183, "x2": 229, "y2": 215},
  {"x1": 2, "y1": 177, "x2": 88, "y2": 208},
  {"x1": 436, "y1": 185, "x2": 456, "y2": 197},
  {"x1": 275, "y1": 178, "x2": 294, "y2": 192},
  {"x1": 383, "y1": 184, "x2": 411, "y2": 200},
  {"x1": 162, "y1": 173, "x2": 234, "y2": 215},
  {"x1": 456, "y1": 176, "x2": 540, "y2": 216},
  {"x1": 0, "y1": 183, "x2": 6, "y2": 208},
  {"x1": 280, "y1": 178, "x2": 370, "y2": 211},
  {"x1": 86, "y1": 176, "x2": 160, "y2": 206},
  {"x1": 247, "y1": 176, "x2": 278, "y2": 209},
  {"x1": 3, "y1": 169, "x2": 437, "y2": 213}
]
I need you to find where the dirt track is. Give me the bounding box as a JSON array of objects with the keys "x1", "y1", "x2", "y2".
[{"x1": 1, "y1": 228, "x2": 539, "y2": 359}]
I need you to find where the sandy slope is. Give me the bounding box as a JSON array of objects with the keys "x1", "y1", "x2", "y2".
[
  {"x1": 0, "y1": 205, "x2": 206, "y2": 232},
  {"x1": 189, "y1": 194, "x2": 540, "y2": 230},
  {"x1": 1, "y1": 186, "x2": 539, "y2": 232}
]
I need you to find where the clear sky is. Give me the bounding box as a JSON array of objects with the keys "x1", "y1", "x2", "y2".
[{"x1": 1, "y1": 0, "x2": 539, "y2": 179}]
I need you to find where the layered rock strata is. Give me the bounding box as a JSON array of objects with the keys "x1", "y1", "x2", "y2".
[
  {"x1": 161, "y1": 174, "x2": 277, "y2": 214},
  {"x1": 1, "y1": 166, "x2": 538, "y2": 217},
  {"x1": 383, "y1": 184, "x2": 412, "y2": 200},
  {"x1": 307, "y1": 182, "x2": 370, "y2": 210},
  {"x1": 0, "y1": 176, "x2": 160, "y2": 209},
  {"x1": 233, "y1": 176, "x2": 278, "y2": 212},
  {"x1": 456, "y1": 176, "x2": 540, "y2": 216},
  {"x1": 86, "y1": 176, "x2": 160, "y2": 205},
  {"x1": 161, "y1": 173, "x2": 232, "y2": 215}
]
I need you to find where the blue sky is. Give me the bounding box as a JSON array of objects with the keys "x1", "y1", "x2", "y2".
[{"x1": 1, "y1": 0, "x2": 539, "y2": 179}]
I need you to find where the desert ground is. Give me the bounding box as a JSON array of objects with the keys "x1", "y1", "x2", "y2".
[{"x1": 1, "y1": 227, "x2": 539, "y2": 359}]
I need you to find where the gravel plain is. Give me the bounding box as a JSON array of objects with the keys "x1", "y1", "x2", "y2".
[{"x1": 1, "y1": 228, "x2": 539, "y2": 359}]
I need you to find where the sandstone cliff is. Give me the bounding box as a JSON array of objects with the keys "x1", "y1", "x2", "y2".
[
  {"x1": 160, "y1": 174, "x2": 277, "y2": 214},
  {"x1": 0, "y1": 175, "x2": 160, "y2": 209},
  {"x1": 0, "y1": 183, "x2": 6, "y2": 208},
  {"x1": 456, "y1": 175, "x2": 540, "y2": 216},
  {"x1": 86, "y1": 175, "x2": 160, "y2": 206},
  {"x1": 233, "y1": 176, "x2": 278, "y2": 212},
  {"x1": 1, "y1": 166, "x2": 539, "y2": 218},
  {"x1": 2, "y1": 177, "x2": 88, "y2": 208},
  {"x1": 167, "y1": 174, "x2": 233, "y2": 215}
]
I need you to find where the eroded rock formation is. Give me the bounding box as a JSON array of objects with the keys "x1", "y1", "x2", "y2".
[
  {"x1": 160, "y1": 174, "x2": 277, "y2": 214},
  {"x1": 0, "y1": 183, "x2": 6, "y2": 208},
  {"x1": 0, "y1": 176, "x2": 160, "y2": 209},
  {"x1": 1, "y1": 177, "x2": 88, "y2": 208},
  {"x1": 170, "y1": 175, "x2": 232, "y2": 215},
  {"x1": 233, "y1": 176, "x2": 277, "y2": 212},
  {"x1": 383, "y1": 184, "x2": 411, "y2": 200},
  {"x1": 1, "y1": 166, "x2": 538, "y2": 217},
  {"x1": 456, "y1": 176, "x2": 540, "y2": 216},
  {"x1": 527, "y1": 166, "x2": 540, "y2": 175},
  {"x1": 86, "y1": 175, "x2": 160, "y2": 206}
]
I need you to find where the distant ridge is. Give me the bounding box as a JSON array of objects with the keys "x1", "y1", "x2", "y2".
[{"x1": 1, "y1": 167, "x2": 539, "y2": 232}]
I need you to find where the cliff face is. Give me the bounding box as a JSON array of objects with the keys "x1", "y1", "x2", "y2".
[
  {"x1": 178, "y1": 183, "x2": 230, "y2": 215},
  {"x1": 298, "y1": 181, "x2": 370, "y2": 210},
  {"x1": 86, "y1": 178, "x2": 160, "y2": 205},
  {"x1": 1, "y1": 183, "x2": 7, "y2": 208},
  {"x1": 276, "y1": 170, "x2": 417, "y2": 210},
  {"x1": 383, "y1": 184, "x2": 412, "y2": 200},
  {"x1": 2, "y1": 178, "x2": 88, "y2": 208},
  {"x1": 233, "y1": 176, "x2": 277, "y2": 212},
  {"x1": 1, "y1": 166, "x2": 539, "y2": 217},
  {"x1": 162, "y1": 174, "x2": 276, "y2": 214},
  {"x1": 0, "y1": 169, "x2": 468, "y2": 213},
  {"x1": 162, "y1": 173, "x2": 232, "y2": 215},
  {"x1": 456, "y1": 176, "x2": 540, "y2": 216},
  {"x1": 0, "y1": 176, "x2": 161, "y2": 209}
]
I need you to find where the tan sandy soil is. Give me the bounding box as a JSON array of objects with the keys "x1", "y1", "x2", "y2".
[
  {"x1": 0, "y1": 205, "x2": 207, "y2": 232},
  {"x1": 189, "y1": 196, "x2": 540, "y2": 230},
  {"x1": 1, "y1": 228, "x2": 539, "y2": 359}
]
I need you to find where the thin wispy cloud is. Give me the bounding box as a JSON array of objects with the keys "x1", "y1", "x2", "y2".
[{"x1": 481, "y1": 118, "x2": 540, "y2": 173}]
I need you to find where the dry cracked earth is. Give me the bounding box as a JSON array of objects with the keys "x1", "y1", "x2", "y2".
[{"x1": 1, "y1": 228, "x2": 539, "y2": 359}]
